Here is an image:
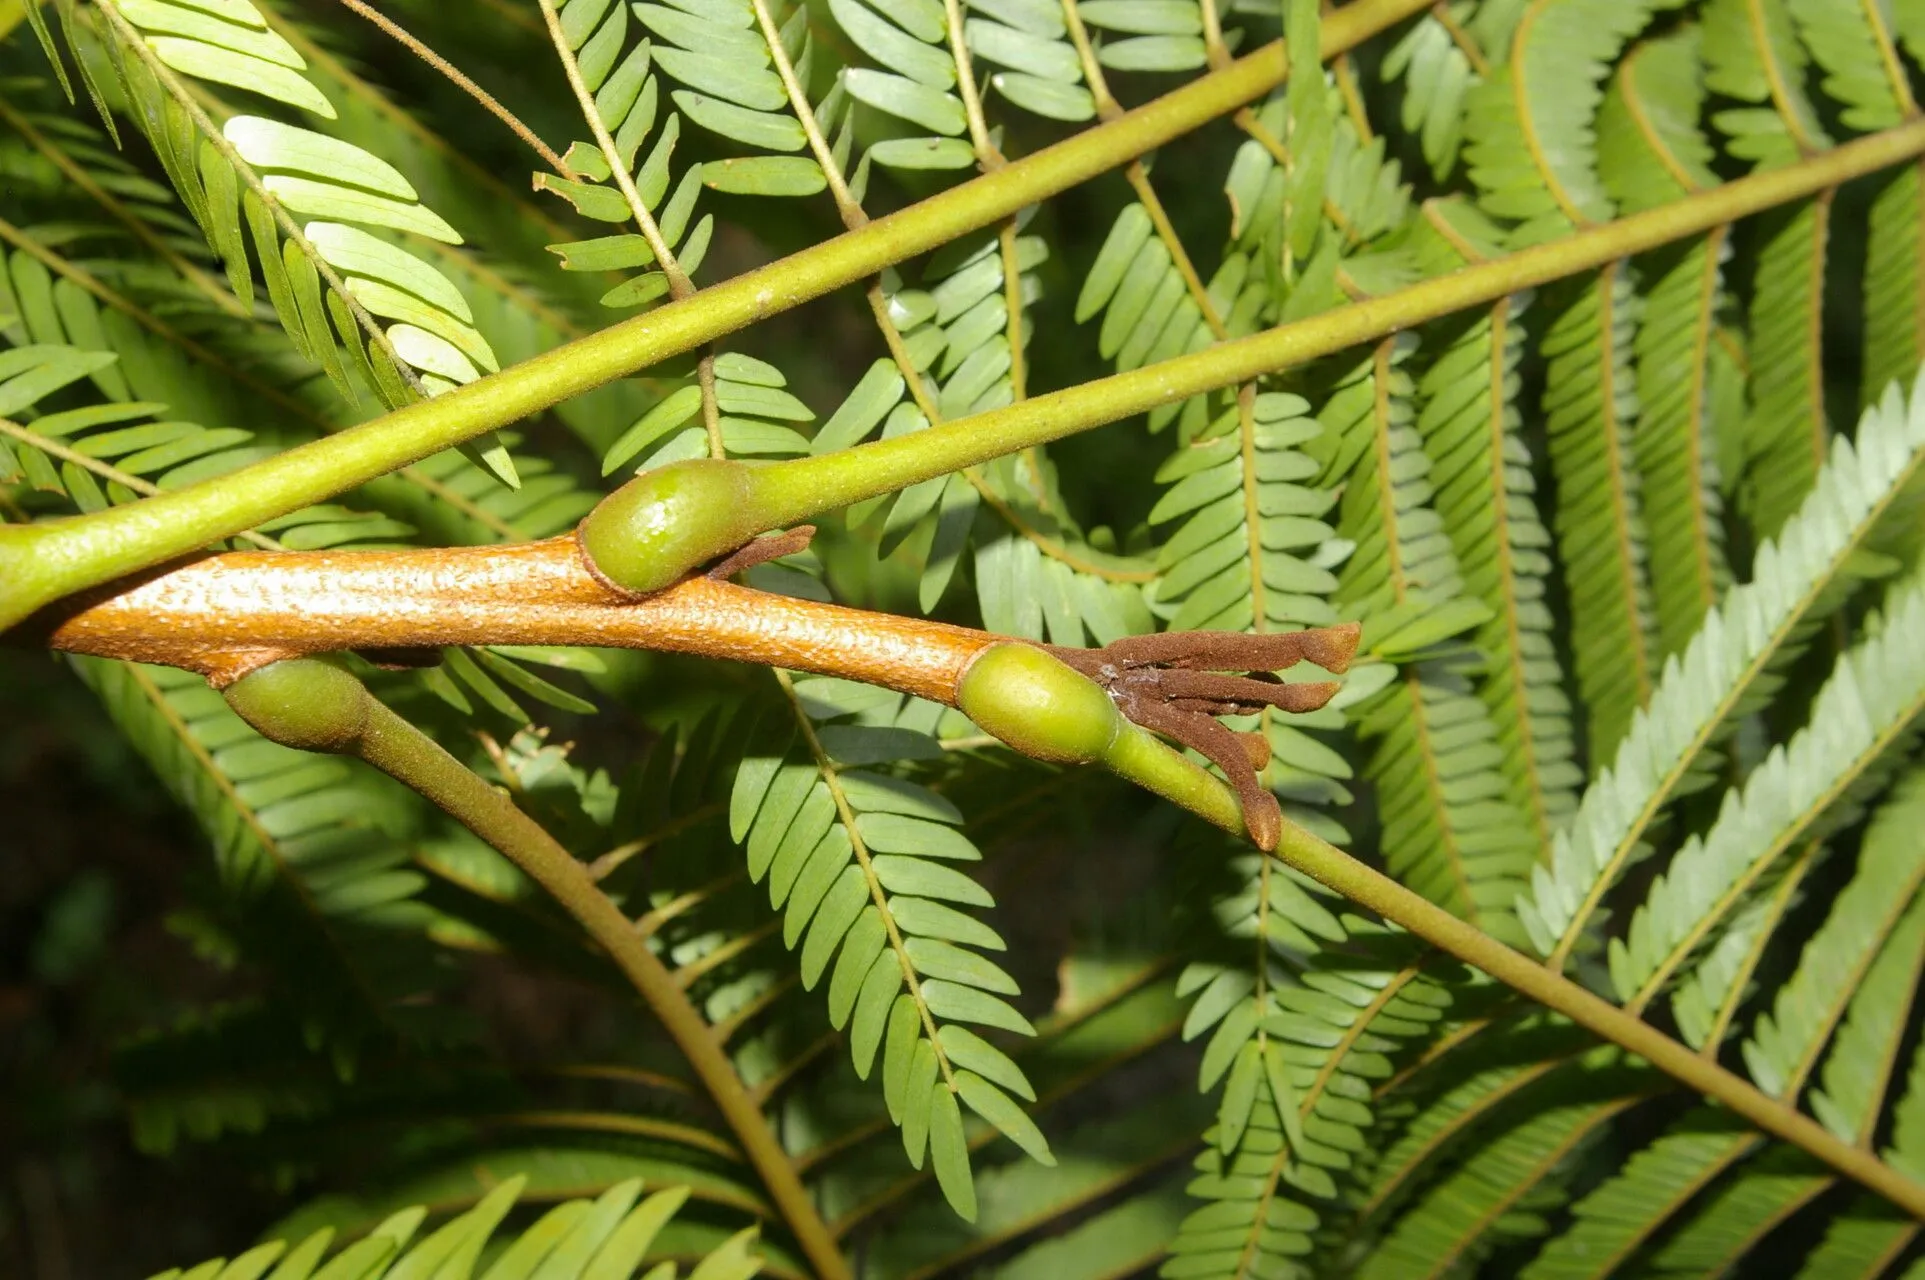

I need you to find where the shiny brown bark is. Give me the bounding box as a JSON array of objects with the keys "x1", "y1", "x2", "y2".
[
  {"x1": 28, "y1": 536, "x2": 996, "y2": 695},
  {"x1": 24, "y1": 536, "x2": 1356, "y2": 846}
]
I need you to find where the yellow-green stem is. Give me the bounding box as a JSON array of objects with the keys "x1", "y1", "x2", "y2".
[
  {"x1": 0, "y1": 0, "x2": 1423, "y2": 631},
  {"x1": 223, "y1": 660, "x2": 852, "y2": 1279},
  {"x1": 743, "y1": 118, "x2": 1925, "y2": 526},
  {"x1": 1269, "y1": 817, "x2": 1925, "y2": 1219}
]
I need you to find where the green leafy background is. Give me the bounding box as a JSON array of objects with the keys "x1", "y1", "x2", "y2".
[{"x1": 15, "y1": 0, "x2": 1925, "y2": 1276}]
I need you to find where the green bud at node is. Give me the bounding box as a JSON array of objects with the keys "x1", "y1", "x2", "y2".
[
  {"x1": 577, "y1": 459, "x2": 770, "y2": 595},
  {"x1": 958, "y1": 643, "x2": 1120, "y2": 764},
  {"x1": 225, "y1": 659, "x2": 369, "y2": 753}
]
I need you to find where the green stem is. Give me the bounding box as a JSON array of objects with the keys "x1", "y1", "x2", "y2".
[
  {"x1": 743, "y1": 118, "x2": 1925, "y2": 527},
  {"x1": 222, "y1": 660, "x2": 852, "y2": 1280},
  {"x1": 582, "y1": 115, "x2": 1925, "y2": 593},
  {"x1": 0, "y1": 0, "x2": 1423, "y2": 632},
  {"x1": 1267, "y1": 818, "x2": 1925, "y2": 1220},
  {"x1": 1104, "y1": 721, "x2": 1245, "y2": 835}
]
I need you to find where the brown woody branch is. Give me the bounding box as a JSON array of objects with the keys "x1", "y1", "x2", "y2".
[
  {"x1": 25, "y1": 535, "x2": 989, "y2": 693},
  {"x1": 19, "y1": 538, "x2": 1356, "y2": 845}
]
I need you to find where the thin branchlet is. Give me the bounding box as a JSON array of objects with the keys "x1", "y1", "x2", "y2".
[{"x1": 335, "y1": 0, "x2": 577, "y2": 179}]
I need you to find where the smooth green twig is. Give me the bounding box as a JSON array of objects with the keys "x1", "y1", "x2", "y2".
[
  {"x1": 221, "y1": 659, "x2": 853, "y2": 1280},
  {"x1": 11, "y1": 110, "x2": 1924, "y2": 631},
  {"x1": 739, "y1": 120, "x2": 1925, "y2": 521},
  {"x1": 337, "y1": 0, "x2": 577, "y2": 179},
  {"x1": 1267, "y1": 817, "x2": 1925, "y2": 1220},
  {"x1": 575, "y1": 117, "x2": 1925, "y2": 595},
  {"x1": 0, "y1": 0, "x2": 1423, "y2": 630}
]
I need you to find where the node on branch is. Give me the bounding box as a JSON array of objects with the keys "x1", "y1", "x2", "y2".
[{"x1": 224, "y1": 658, "x2": 370, "y2": 753}]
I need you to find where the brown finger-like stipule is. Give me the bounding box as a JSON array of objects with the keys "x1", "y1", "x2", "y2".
[
  {"x1": 1025, "y1": 627, "x2": 1354, "y2": 850},
  {"x1": 1096, "y1": 630, "x2": 1272, "y2": 669},
  {"x1": 352, "y1": 646, "x2": 446, "y2": 671},
  {"x1": 1286, "y1": 620, "x2": 1362, "y2": 673},
  {"x1": 1164, "y1": 696, "x2": 1247, "y2": 718},
  {"x1": 1093, "y1": 622, "x2": 1361, "y2": 674},
  {"x1": 1198, "y1": 625, "x2": 1358, "y2": 675},
  {"x1": 1151, "y1": 670, "x2": 1342, "y2": 714},
  {"x1": 706, "y1": 525, "x2": 818, "y2": 580},
  {"x1": 1128, "y1": 699, "x2": 1281, "y2": 850},
  {"x1": 1038, "y1": 645, "x2": 1109, "y2": 679},
  {"x1": 1239, "y1": 731, "x2": 1271, "y2": 771}
]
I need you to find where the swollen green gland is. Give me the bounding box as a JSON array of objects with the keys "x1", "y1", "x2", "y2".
[
  {"x1": 0, "y1": 525, "x2": 56, "y2": 636},
  {"x1": 577, "y1": 458, "x2": 775, "y2": 595},
  {"x1": 224, "y1": 658, "x2": 370, "y2": 753},
  {"x1": 957, "y1": 643, "x2": 1121, "y2": 764},
  {"x1": 960, "y1": 643, "x2": 1249, "y2": 839}
]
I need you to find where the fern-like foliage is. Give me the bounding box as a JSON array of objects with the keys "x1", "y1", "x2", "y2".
[
  {"x1": 1522, "y1": 376, "x2": 1925, "y2": 959},
  {"x1": 1168, "y1": 881, "x2": 1472, "y2": 1280},
  {"x1": 155, "y1": 1175, "x2": 763, "y2": 1280},
  {"x1": 1614, "y1": 565, "x2": 1925, "y2": 1009},
  {"x1": 80, "y1": 655, "x2": 448, "y2": 1055},
  {"x1": 1597, "y1": 26, "x2": 1734, "y2": 660},
  {"x1": 27, "y1": 0, "x2": 1925, "y2": 1273},
  {"x1": 729, "y1": 677, "x2": 1049, "y2": 1219},
  {"x1": 1402, "y1": 204, "x2": 1579, "y2": 850},
  {"x1": 30, "y1": 0, "x2": 523, "y2": 482}
]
